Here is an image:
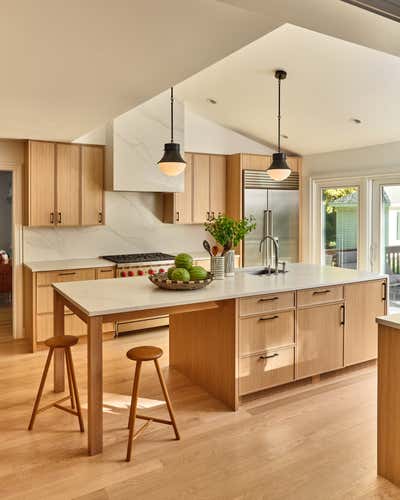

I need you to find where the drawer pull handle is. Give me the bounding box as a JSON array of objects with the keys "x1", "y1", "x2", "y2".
[
  {"x1": 258, "y1": 297, "x2": 279, "y2": 302},
  {"x1": 59, "y1": 272, "x2": 77, "y2": 276},
  {"x1": 259, "y1": 353, "x2": 279, "y2": 360},
  {"x1": 312, "y1": 290, "x2": 330, "y2": 295},
  {"x1": 259, "y1": 315, "x2": 278, "y2": 321},
  {"x1": 100, "y1": 269, "x2": 111, "y2": 273}
]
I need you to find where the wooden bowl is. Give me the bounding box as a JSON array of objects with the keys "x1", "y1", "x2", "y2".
[{"x1": 148, "y1": 272, "x2": 213, "y2": 291}]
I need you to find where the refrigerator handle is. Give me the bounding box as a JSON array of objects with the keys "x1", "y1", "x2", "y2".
[
  {"x1": 268, "y1": 210, "x2": 273, "y2": 266},
  {"x1": 262, "y1": 210, "x2": 269, "y2": 264}
]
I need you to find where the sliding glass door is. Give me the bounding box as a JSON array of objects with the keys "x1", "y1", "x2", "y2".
[
  {"x1": 373, "y1": 183, "x2": 400, "y2": 311},
  {"x1": 321, "y1": 186, "x2": 359, "y2": 269}
]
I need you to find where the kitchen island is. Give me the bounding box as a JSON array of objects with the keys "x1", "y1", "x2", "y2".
[{"x1": 52, "y1": 263, "x2": 386, "y2": 455}]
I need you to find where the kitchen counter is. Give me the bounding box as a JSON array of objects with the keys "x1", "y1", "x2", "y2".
[
  {"x1": 53, "y1": 263, "x2": 384, "y2": 317},
  {"x1": 24, "y1": 258, "x2": 115, "y2": 273},
  {"x1": 376, "y1": 313, "x2": 400, "y2": 330}
]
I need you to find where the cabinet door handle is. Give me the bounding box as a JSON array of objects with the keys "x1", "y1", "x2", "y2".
[
  {"x1": 313, "y1": 290, "x2": 331, "y2": 295},
  {"x1": 340, "y1": 304, "x2": 345, "y2": 326},
  {"x1": 259, "y1": 353, "x2": 279, "y2": 360},
  {"x1": 206, "y1": 211, "x2": 210, "y2": 221},
  {"x1": 50, "y1": 212, "x2": 54, "y2": 224},
  {"x1": 258, "y1": 296, "x2": 278, "y2": 302},
  {"x1": 382, "y1": 281, "x2": 387, "y2": 301},
  {"x1": 211, "y1": 211, "x2": 215, "y2": 219},
  {"x1": 98, "y1": 212, "x2": 103, "y2": 223},
  {"x1": 259, "y1": 315, "x2": 278, "y2": 321},
  {"x1": 176, "y1": 211, "x2": 180, "y2": 222},
  {"x1": 58, "y1": 212, "x2": 62, "y2": 224},
  {"x1": 58, "y1": 272, "x2": 77, "y2": 277}
]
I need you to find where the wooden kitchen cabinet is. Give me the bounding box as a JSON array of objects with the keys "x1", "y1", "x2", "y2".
[
  {"x1": 24, "y1": 140, "x2": 104, "y2": 227},
  {"x1": 56, "y1": 143, "x2": 81, "y2": 226},
  {"x1": 209, "y1": 154, "x2": 226, "y2": 218},
  {"x1": 163, "y1": 153, "x2": 193, "y2": 224},
  {"x1": 344, "y1": 279, "x2": 387, "y2": 366},
  {"x1": 25, "y1": 141, "x2": 56, "y2": 226},
  {"x1": 81, "y1": 145, "x2": 104, "y2": 226},
  {"x1": 296, "y1": 302, "x2": 345, "y2": 379},
  {"x1": 192, "y1": 153, "x2": 211, "y2": 223}
]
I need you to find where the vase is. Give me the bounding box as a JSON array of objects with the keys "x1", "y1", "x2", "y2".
[
  {"x1": 224, "y1": 250, "x2": 235, "y2": 277},
  {"x1": 210, "y1": 256, "x2": 225, "y2": 280}
]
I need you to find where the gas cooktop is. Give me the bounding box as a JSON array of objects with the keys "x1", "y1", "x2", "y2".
[{"x1": 101, "y1": 252, "x2": 175, "y2": 264}]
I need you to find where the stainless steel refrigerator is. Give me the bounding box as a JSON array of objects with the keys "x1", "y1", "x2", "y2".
[{"x1": 243, "y1": 170, "x2": 299, "y2": 267}]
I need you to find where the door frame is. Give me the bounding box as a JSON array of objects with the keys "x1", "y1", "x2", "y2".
[
  {"x1": 311, "y1": 176, "x2": 367, "y2": 270},
  {"x1": 0, "y1": 162, "x2": 23, "y2": 339}
]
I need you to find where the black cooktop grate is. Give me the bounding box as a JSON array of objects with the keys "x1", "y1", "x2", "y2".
[{"x1": 101, "y1": 253, "x2": 175, "y2": 264}]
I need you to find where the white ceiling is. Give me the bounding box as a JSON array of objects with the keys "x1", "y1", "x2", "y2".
[
  {"x1": 176, "y1": 23, "x2": 400, "y2": 155},
  {"x1": 1, "y1": 0, "x2": 400, "y2": 144}
]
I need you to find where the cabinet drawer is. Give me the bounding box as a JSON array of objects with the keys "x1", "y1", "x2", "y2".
[
  {"x1": 297, "y1": 285, "x2": 343, "y2": 307},
  {"x1": 239, "y1": 292, "x2": 294, "y2": 316},
  {"x1": 240, "y1": 311, "x2": 294, "y2": 356},
  {"x1": 37, "y1": 268, "x2": 96, "y2": 286},
  {"x1": 96, "y1": 267, "x2": 115, "y2": 279},
  {"x1": 239, "y1": 347, "x2": 295, "y2": 395}
]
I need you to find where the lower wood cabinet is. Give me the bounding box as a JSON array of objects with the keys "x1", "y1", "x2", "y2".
[
  {"x1": 239, "y1": 347, "x2": 295, "y2": 395},
  {"x1": 296, "y1": 302, "x2": 344, "y2": 379},
  {"x1": 344, "y1": 279, "x2": 386, "y2": 366}
]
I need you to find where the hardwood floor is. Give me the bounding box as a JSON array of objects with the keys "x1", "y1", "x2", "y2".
[{"x1": 0, "y1": 327, "x2": 399, "y2": 500}]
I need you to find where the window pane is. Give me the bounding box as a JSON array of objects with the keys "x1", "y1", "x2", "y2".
[{"x1": 322, "y1": 187, "x2": 359, "y2": 269}]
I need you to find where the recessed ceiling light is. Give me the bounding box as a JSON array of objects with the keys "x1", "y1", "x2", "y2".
[
  {"x1": 281, "y1": 134, "x2": 289, "y2": 139},
  {"x1": 351, "y1": 118, "x2": 362, "y2": 124},
  {"x1": 207, "y1": 98, "x2": 217, "y2": 104}
]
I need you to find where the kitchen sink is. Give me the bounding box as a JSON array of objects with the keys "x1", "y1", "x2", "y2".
[{"x1": 246, "y1": 267, "x2": 288, "y2": 276}]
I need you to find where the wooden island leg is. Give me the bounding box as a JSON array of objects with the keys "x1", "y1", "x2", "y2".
[
  {"x1": 87, "y1": 316, "x2": 103, "y2": 456},
  {"x1": 53, "y1": 290, "x2": 65, "y2": 393}
]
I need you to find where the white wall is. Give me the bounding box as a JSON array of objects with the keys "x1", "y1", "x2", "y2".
[
  {"x1": 301, "y1": 140, "x2": 400, "y2": 263},
  {"x1": 24, "y1": 109, "x2": 271, "y2": 262}
]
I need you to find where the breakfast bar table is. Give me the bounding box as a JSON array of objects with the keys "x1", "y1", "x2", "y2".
[{"x1": 51, "y1": 264, "x2": 386, "y2": 456}]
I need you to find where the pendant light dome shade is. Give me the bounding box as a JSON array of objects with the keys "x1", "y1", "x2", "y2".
[
  {"x1": 267, "y1": 152, "x2": 291, "y2": 181},
  {"x1": 158, "y1": 143, "x2": 186, "y2": 176},
  {"x1": 267, "y1": 69, "x2": 291, "y2": 181},
  {"x1": 158, "y1": 87, "x2": 186, "y2": 177}
]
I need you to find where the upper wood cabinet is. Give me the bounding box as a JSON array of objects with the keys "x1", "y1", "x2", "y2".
[
  {"x1": 163, "y1": 152, "x2": 226, "y2": 224},
  {"x1": 56, "y1": 143, "x2": 80, "y2": 226},
  {"x1": 81, "y1": 145, "x2": 104, "y2": 226},
  {"x1": 163, "y1": 154, "x2": 193, "y2": 224},
  {"x1": 25, "y1": 141, "x2": 56, "y2": 227},
  {"x1": 24, "y1": 140, "x2": 104, "y2": 227}
]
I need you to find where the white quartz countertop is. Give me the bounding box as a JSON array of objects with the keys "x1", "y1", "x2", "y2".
[
  {"x1": 376, "y1": 313, "x2": 400, "y2": 330},
  {"x1": 53, "y1": 263, "x2": 385, "y2": 317},
  {"x1": 24, "y1": 258, "x2": 115, "y2": 273}
]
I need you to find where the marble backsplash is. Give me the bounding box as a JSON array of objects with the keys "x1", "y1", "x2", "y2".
[{"x1": 23, "y1": 191, "x2": 206, "y2": 262}]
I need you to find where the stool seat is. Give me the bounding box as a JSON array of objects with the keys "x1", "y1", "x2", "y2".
[
  {"x1": 45, "y1": 335, "x2": 79, "y2": 348},
  {"x1": 127, "y1": 345, "x2": 163, "y2": 362}
]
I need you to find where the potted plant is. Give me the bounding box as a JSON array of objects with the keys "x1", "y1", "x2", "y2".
[{"x1": 204, "y1": 215, "x2": 256, "y2": 276}]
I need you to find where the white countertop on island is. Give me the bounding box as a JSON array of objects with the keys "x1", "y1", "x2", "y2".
[
  {"x1": 53, "y1": 263, "x2": 385, "y2": 317},
  {"x1": 24, "y1": 258, "x2": 115, "y2": 273},
  {"x1": 376, "y1": 313, "x2": 400, "y2": 330}
]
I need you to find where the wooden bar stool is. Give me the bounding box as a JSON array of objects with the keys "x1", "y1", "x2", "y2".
[
  {"x1": 28, "y1": 335, "x2": 84, "y2": 432},
  {"x1": 126, "y1": 346, "x2": 180, "y2": 461}
]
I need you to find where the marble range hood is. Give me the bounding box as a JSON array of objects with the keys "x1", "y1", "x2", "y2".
[{"x1": 105, "y1": 89, "x2": 184, "y2": 193}]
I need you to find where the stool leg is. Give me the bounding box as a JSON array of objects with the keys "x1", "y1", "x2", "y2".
[
  {"x1": 154, "y1": 359, "x2": 180, "y2": 440},
  {"x1": 126, "y1": 361, "x2": 142, "y2": 462},
  {"x1": 66, "y1": 347, "x2": 84, "y2": 433},
  {"x1": 28, "y1": 347, "x2": 54, "y2": 430},
  {"x1": 66, "y1": 349, "x2": 75, "y2": 410}
]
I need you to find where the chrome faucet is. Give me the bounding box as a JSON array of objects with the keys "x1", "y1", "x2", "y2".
[{"x1": 259, "y1": 235, "x2": 279, "y2": 274}]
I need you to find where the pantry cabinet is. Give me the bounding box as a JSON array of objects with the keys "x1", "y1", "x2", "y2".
[
  {"x1": 163, "y1": 152, "x2": 226, "y2": 224},
  {"x1": 24, "y1": 140, "x2": 104, "y2": 227}
]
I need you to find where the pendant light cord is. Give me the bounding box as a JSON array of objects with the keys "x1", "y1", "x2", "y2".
[
  {"x1": 170, "y1": 86, "x2": 174, "y2": 143},
  {"x1": 277, "y1": 76, "x2": 281, "y2": 153}
]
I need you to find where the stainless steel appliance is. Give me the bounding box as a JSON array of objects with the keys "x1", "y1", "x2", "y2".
[
  {"x1": 101, "y1": 252, "x2": 175, "y2": 334},
  {"x1": 243, "y1": 170, "x2": 299, "y2": 267}
]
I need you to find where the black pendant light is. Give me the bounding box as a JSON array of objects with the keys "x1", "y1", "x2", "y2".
[
  {"x1": 266, "y1": 69, "x2": 291, "y2": 181},
  {"x1": 158, "y1": 87, "x2": 186, "y2": 176}
]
